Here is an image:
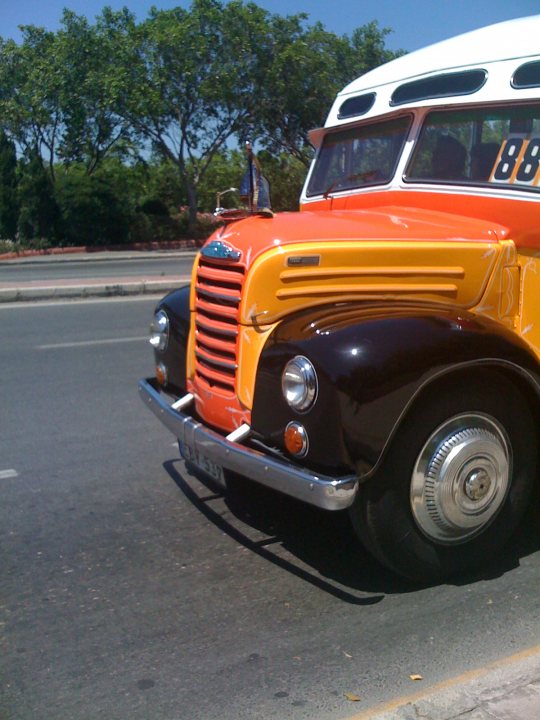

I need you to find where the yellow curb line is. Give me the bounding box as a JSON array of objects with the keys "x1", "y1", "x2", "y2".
[{"x1": 344, "y1": 643, "x2": 540, "y2": 720}]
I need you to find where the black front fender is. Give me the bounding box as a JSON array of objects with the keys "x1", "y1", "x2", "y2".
[
  {"x1": 153, "y1": 285, "x2": 191, "y2": 395},
  {"x1": 252, "y1": 302, "x2": 540, "y2": 478}
]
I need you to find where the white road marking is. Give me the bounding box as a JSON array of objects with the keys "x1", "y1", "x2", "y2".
[
  {"x1": 0, "y1": 469, "x2": 19, "y2": 479},
  {"x1": 37, "y1": 336, "x2": 147, "y2": 349}
]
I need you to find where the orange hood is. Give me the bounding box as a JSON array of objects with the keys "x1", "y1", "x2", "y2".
[{"x1": 212, "y1": 205, "x2": 508, "y2": 267}]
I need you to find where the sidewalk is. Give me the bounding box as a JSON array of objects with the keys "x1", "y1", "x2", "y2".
[
  {"x1": 0, "y1": 247, "x2": 196, "y2": 303},
  {"x1": 351, "y1": 645, "x2": 540, "y2": 720}
]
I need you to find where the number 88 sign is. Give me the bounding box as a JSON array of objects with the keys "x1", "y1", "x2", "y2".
[{"x1": 492, "y1": 136, "x2": 540, "y2": 186}]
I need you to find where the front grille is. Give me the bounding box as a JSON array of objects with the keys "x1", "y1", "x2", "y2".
[{"x1": 194, "y1": 256, "x2": 245, "y2": 394}]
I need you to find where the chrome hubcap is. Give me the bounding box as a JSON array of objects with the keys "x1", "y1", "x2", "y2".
[
  {"x1": 410, "y1": 413, "x2": 511, "y2": 544},
  {"x1": 464, "y1": 468, "x2": 491, "y2": 501}
]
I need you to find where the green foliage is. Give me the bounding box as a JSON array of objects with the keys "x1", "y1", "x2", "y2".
[
  {"x1": 0, "y1": 27, "x2": 66, "y2": 178},
  {"x1": 254, "y1": 18, "x2": 402, "y2": 165},
  {"x1": 128, "y1": 159, "x2": 188, "y2": 213},
  {"x1": 128, "y1": 212, "x2": 186, "y2": 245},
  {"x1": 0, "y1": 130, "x2": 19, "y2": 239},
  {"x1": 137, "y1": 198, "x2": 170, "y2": 216},
  {"x1": 196, "y1": 150, "x2": 245, "y2": 212},
  {"x1": 54, "y1": 10, "x2": 133, "y2": 172},
  {"x1": 18, "y1": 150, "x2": 60, "y2": 242},
  {"x1": 0, "y1": 238, "x2": 15, "y2": 253},
  {"x1": 257, "y1": 151, "x2": 308, "y2": 211},
  {"x1": 0, "y1": 2, "x2": 402, "y2": 245},
  {"x1": 348, "y1": 21, "x2": 403, "y2": 74},
  {"x1": 97, "y1": 0, "x2": 282, "y2": 231},
  {"x1": 55, "y1": 170, "x2": 130, "y2": 246},
  {"x1": 0, "y1": 14, "x2": 132, "y2": 179}
]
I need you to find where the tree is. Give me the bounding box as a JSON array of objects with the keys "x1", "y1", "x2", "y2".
[
  {"x1": 256, "y1": 151, "x2": 306, "y2": 211},
  {"x1": 0, "y1": 130, "x2": 19, "y2": 239},
  {"x1": 0, "y1": 3, "x2": 403, "y2": 244},
  {"x1": 195, "y1": 150, "x2": 245, "y2": 212},
  {"x1": 55, "y1": 170, "x2": 129, "y2": 246},
  {"x1": 255, "y1": 19, "x2": 403, "y2": 166},
  {"x1": 54, "y1": 10, "x2": 133, "y2": 173},
  {"x1": 347, "y1": 21, "x2": 401, "y2": 74},
  {"x1": 17, "y1": 150, "x2": 60, "y2": 242},
  {"x1": 0, "y1": 14, "x2": 132, "y2": 185},
  {"x1": 0, "y1": 28, "x2": 62, "y2": 180},
  {"x1": 128, "y1": 157, "x2": 188, "y2": 214},
  {"x1": 101, "y1": 0, "x2": 277, "y2": 232}
]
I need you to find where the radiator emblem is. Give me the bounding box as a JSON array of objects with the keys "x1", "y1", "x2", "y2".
[{"x1": 201, "y1": 240, "x2": 241, "y2": 262}]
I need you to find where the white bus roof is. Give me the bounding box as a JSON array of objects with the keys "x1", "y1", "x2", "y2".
[
  {"x1": 344, "y1": 16, "x2": 540, "y2": 93},
  {"x1": 322, "y1": 15, "x2": 540, "y2": 132}
]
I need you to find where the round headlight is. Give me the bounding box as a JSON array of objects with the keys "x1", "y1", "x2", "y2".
[
  {"x1": 281, "y1": 356, "x2": 318, "y2": 412},
  {"x1": 149, "y1": 309, "x2": 169, "y2": 352}
]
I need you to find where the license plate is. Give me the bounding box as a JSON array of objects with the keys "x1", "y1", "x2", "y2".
[{"x1": 179, "y1": 441, "x2": 225, "y2": 485}]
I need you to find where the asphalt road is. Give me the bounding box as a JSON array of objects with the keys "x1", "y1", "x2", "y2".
[
  {"x1": 1, "y1": 297, "x2": 540, "y2": 720},
  {"x1": 0, "y1": 253, "x2": 196, "y2": 284}
]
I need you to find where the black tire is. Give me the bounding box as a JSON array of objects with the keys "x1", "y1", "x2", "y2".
[{"x1": 349, "y1": 374, "x2": 537, "y2": 582}]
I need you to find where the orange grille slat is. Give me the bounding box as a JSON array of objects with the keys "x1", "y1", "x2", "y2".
[
  {"x1": 196, "y1": 316, "x2": 238, "y2": 337},
  {"x1": 197, "y1": 264, "x2": 244, "y2": 284},
  {"x1": 195, "y1": 297, "x2": 239, "y2": 321},
  {"x1": 196, "y1": 285, "x2": 242, "y2": 303},
  {"x1": 196, "y1": 334, "x2": 237, "y2": 357},
  {"x1": 195, "y1": 346, "x2": 237, "y2": 371}
]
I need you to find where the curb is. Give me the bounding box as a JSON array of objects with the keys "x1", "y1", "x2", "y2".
[
  {"x1": 0, "y1": 279, "x2": 183, "y2": 303},
  {"x1": 345, "y1": 645, "x2": 540, "y2": 720},
  {"x1": 0, "y1": 245, "x2": 87, "y2": 261},
  {"x1": 0, "y1": 250, "x2": 197, "y2": 266}
]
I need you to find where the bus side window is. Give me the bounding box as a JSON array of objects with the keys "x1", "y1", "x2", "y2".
[{"x1": 470, "y1": 142, "x2": 500, "y2": 181}]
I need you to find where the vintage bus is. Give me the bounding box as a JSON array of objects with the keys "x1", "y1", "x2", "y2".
[{"x1": 140, "y1": 16, "x2": 540, "y2": 581}]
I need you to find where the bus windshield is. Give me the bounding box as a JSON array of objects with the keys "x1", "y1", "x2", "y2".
[{"x1": 306, "y1": 115, "x2": 411, "y2": 197}]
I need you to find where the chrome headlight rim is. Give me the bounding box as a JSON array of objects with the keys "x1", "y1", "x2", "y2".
[
  {"x1": 281, "y1": 355, "x2": 318, "y2": 413},
  {"x1": 149, "y1": 309, "x2": 169, "y2": 352}
]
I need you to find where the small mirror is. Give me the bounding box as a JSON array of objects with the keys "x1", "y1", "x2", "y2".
[{"x1": 214, "y1": 187, "x2": 238, "y2": 214}]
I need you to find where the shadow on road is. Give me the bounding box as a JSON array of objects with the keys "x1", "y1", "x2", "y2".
[{"x1": 163, "y1": 459, "x2": 540, "y2": 602}]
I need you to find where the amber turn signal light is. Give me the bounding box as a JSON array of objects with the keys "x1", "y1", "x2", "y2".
[
  {"x1": 155, "y1": 362, "x2": 168, "y2": 386},
  {"x1": 284, "y1": 422, "x2": 309, "y2": 457}
]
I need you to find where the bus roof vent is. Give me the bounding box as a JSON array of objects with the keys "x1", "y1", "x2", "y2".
[
  {"x1": 512, "y1": 60, "x2": 540, "y2": 89},
  {"x1": 390, "y1": 69, "x2": 487, "y2": 106},
  {"x1": 338, "y1": 93, "x2": 376, "y2": 119}
]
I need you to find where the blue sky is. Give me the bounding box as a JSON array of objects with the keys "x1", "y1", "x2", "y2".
[{"x1": 0, "y1": 0, "x2": 538, "y2": 51}]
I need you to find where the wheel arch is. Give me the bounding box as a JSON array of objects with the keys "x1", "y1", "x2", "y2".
[
  {"x1": 375, "y1": 361, "x2": 540, "y2": 485},
  {"x1": 351, "y1": 365, "x2": 539, "y2": 581}
]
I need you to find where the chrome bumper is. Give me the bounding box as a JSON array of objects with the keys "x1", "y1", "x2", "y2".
[{"x1": 138, "y1": 378, "x2": 358, "y2": 511}]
